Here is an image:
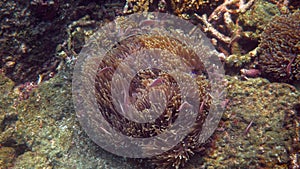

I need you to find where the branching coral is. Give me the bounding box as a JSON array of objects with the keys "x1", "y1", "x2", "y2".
[
  {"x1": 256, "y1": 11, "x2": 300, "y2": 83},
  {"x1": 195, "y1": 0, "x2": 255, "y2": 44},
  {"x1": 194, "y1": 0, "x2": 257, "y2": 68}
]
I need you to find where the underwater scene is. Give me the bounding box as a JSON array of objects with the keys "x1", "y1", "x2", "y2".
[{"x1": 0, "y1": 0, "x2": 299, "y2": 169}]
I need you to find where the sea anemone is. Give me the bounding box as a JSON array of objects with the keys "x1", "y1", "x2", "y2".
[
  {"x1": 95, "y1": 34, "x2": 212, "y2": 168},
  {"x1": 73, "y1": 13, "x2": 225, "y2": 169},
  {"x1": 256, "y1": 11, "x2": 300, "y2": 83}
]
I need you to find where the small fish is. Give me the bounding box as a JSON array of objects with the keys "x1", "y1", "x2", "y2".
[
  {"x1": 244, "y1": 120, "x2": 253, "y2": 135},
  {"x1": 286, "y1": 54, "x2": 297, "y2": 76},
  {"x1": 240, "y1": 68, "x2": 261, "y2": 78},
  {"x1": 149, "y1": 77, "x2": 165, "y2": 87},
  {"x1": 199, "y1": 96, "x2": 208, "y2": 114},
  {"x1": 178, "y1": 101, "x2": 192, "y2": 111},
  {"x1": 139, "y1": 19, "x2": 167, "y2": 28},
  {"x1": 99, "y1": 126, "x2": 112, "y2": 136},
  {"x1": 98, "y1": 67, "x2": 113, "y2": 74}
]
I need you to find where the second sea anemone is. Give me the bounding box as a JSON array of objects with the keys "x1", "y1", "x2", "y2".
[{"x1": 256, "y1": 11, "x2": 300, "y2": 83}]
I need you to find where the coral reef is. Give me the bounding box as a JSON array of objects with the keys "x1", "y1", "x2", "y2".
[
  {"x1": 256, "y1": 11, "x2": 300, "y2": 83},
  {"x1": 1, "y1": 0, "x2": 300, "y2": 169}
]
